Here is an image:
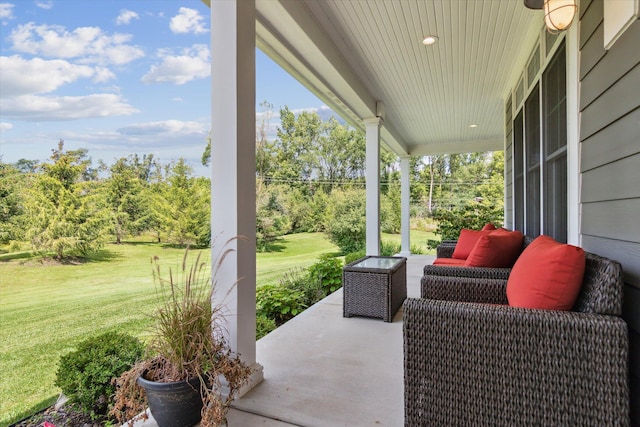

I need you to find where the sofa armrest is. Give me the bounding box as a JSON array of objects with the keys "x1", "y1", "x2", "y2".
[
  {"x1": 423, "y1": 264, "x2": 512, "y2": 280},
  {"x1": 436, "y1": 244, "x2": 456, "y2": 258},
  {"x1": 420, "y1": 275, "x2": 507, "y2": 304},
  {"x1": 403, "y1": 298, "x2": 629, "y2": 427}
]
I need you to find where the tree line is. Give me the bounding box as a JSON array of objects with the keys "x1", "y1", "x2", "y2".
[{"x1": 0, "y1": 104, "x2": 504, "y2": 258}]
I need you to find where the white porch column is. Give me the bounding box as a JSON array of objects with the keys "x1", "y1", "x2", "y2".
[
  {"x1": 566, "y1": 16, "x2": 580, "y2": 246},
  {"x1": 399, "y1": 156, "x2": 411, "y2": 256},
  {"x1": 210, "y1": 0, "x2": 263, "y2": 393},
  {"x1": 365, "y1": 118, "x2": 382, "y2": 256}
]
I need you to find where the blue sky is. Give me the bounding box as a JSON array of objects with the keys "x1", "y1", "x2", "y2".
[{"x1": 0, "y1": 0, "x2": 332, "y2": 176}]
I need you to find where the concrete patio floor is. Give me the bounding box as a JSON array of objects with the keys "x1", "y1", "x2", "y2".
[
  {"x1": 135, "y1": 254, "x2": 433, "y2": 427},
  {"x1": 229, "y1": 254, "x2": 433, "y2": 426}
]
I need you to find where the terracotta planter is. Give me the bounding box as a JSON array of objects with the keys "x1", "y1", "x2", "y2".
[{"x1": 137, "y1": 375, "x2": 203, "y2": 427}]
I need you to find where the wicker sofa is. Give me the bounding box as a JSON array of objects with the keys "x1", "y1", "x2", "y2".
[
  {"x1": 404, "y1": 251, "x2": 629, "y2": 426},
  {"x1": 425, "y1": 235, "x2": 535, "y2": 281}
]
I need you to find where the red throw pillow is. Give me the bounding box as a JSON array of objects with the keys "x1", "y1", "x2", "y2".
[
  {"x1": 452, "y1": 229, "x2": 485, "y2": 260},
  {"x1": 481, "y1": 223, "x2": 497, "y2": 231},
  {"x1": 506, "y1": 235, "x2": 585, "y2": 311},
  {"x1": 433, "y1": 258, "x2": 466, "y2": 266},
  {"x1": 464, "y1": 229, "x2": 524, "y2": 268}
]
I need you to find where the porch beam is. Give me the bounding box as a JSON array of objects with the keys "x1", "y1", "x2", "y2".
[
  {"x1": 210, "y1": 0, "x2": 263, "y2": 393},
  {"x1": 365, "y1": 117, "x2": 382, "y2": 256},
  {"x1": 399, "y1": 156, "x2": 411, "y2": 256}
]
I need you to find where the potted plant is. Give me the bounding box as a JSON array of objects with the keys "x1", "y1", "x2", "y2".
[{"x1": 111, "y1": 246, "x2": 251, "y2": 427}]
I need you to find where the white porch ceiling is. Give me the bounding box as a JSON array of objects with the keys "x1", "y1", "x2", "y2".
[{"x1": 211, "y1": 1, "x2": 545, "y2": 156}]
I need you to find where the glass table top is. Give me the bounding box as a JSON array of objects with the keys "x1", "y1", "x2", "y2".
[{"x1": 351, "y1": 257, "x2": 402, "y2": 270}]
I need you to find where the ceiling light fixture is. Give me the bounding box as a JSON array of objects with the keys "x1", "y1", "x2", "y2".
[
  {"x1": 422, "y1": 35, "x2": 438, "y2": 45},
  {"x1": 544, "y1": 0, "x2": 577, "y2": 32},
  {"x1": 469, "y1": 124, "x2": 478, "y2": 128},
  {"x1": 523, "y1": 0, "x2": 577, "y2": 33}
]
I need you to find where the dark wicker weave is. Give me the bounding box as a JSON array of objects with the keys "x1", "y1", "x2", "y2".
[
  {"x1": 428, "y1": 235, "x2": 536, "y2": 280},
  {"x1": 405, "y1": 251, "x2": 629, "y2": 426},
  {"x1": 436, "y1": 241, "x2": 457, "y2": 258},
  {"x1": 343, "y1": 256, "x2": 407, "y2": 322}
]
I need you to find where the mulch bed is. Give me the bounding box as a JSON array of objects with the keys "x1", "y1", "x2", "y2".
[{"x1": 12, "y1": 403, "x2": 103, "y2": 427}]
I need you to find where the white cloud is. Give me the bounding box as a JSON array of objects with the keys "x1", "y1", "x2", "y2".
[
  {"x1": 92, "y1": 66, "x2": 116, "y2": 83},
  {"x1": 0, "y1": 2, "x2": 14, "y2": 19},
  {"x1": 0, "y1": 93, "x2": 139, "y2": 121},
  {"x1": 0, "y1": 122, "x2": 13, "y2": 131},
  {"x1": 35, "y1": 1, "x2": 53, "y2": 10},
  {"x1": 170, "y1": 7, "x2": 207, "y2": 34},
  {"x1": 116, "y1": 9, "x2": 138, "y2": 26},
  {"x1": 141, "y1": 44, "x2": 209, "y2": 85},
  {"x1": 0, "y1": 55, "x2": 116, "y2": 97},
  {"x1": 8, "y1": 22, "x2": 144, "y2": 65},
  {"x1": 118, "y1": 120, "x2": 206, "y2": 137}
]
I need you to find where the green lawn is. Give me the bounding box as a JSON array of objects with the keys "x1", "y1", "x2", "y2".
[
  {"x1": 0, "y1": 230, "x2": 433, "y2": 425},
  {"x1": 382, "y1": 229, "x2": 436, "y2": 254}
]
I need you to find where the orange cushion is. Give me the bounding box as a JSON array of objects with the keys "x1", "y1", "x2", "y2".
[
  {"x1": 481, "y1": 223, "x2": 497, "y2": 231},
  {"x1": 452, "y1": 229, "x2": 485, "y2": 260},
  {"x1": 506, "y1": 235, "x2": 585, "y2": 311},
  {"x1": 464, "y1": 229, "x2": 524, "y2": 268},
  {"x1": 433, "y1": 258, "x2": 466, "y2": 266}
]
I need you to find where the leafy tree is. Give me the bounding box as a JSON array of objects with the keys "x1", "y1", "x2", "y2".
[
  {"x1": 0, "y1": 162, "x2": 26, "y2": 243},
  {"x1": 314, "y1": 117, "x2": 365, "y2": 192},
  {"x1": 284, "y1": 186, "x2": 329, "y2": 233},
  {"x1": 14, "y1": 158, "x2": 39, "y2": 173},
  {"x1": 325, "y1": 188, "x2": 366, "y2": 254},
  {"x1": 431, "y1": 199, "x2": 504, "y2": 243},
  {"x1": 381, "y1": 179, "x2": 401, "y2": 233},
  {"x1": 103, "y1": 156, "x2": 153, "y2": 243},
  {"x1": 256, "y1": 183, "x2": 291, "y2": 250},
  {"x1": 24, "y1": 141, "x2": 108, "y2": 259},
  {"x1": 271, "y1": 106, "x2": 321, "y2": 190},
  {"x1": 151, "y1": 159, "x2": 210, "y2": 246}
]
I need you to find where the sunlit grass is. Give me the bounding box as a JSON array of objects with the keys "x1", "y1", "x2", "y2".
[
  {"x1": 0, "y1": 230, "x2": 433, "y2": 425},
  {"x1": 0, "y1": 233, "x2": 338, "y2": 426},
  {"x1": 382, "y1": 229, "x2": 437, "y2": 254}
]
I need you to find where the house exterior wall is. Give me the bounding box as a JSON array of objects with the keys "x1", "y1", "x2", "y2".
[
  {"x1": 505, "y1": 98, "x2": 514, "y2": 230},
  {"x1": 578, "y1": 0, "x2": 640, "y2": 423}
]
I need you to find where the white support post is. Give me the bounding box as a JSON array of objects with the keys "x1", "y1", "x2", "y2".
[
  {"x1": 364, "y1": 118, "x2": 382, "y2": 256},
  {"x1": 210, "y1": 0, "x2": 263, "y2": 394},
  {"x1": 566, "y1": 19, "x2": 581, "y2": 246},
  {"x1": 399, "y1": 156, "x2": 411, "y2": 256}
]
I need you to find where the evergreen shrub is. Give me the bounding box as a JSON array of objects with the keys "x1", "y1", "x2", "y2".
[{"x1": 55, "y1": 331, "x2": 144, "y2": 419}]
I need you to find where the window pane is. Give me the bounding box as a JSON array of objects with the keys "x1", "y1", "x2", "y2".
[
  {"x1": 526, "y1": 167, "x2": 541, "y2": 237},
  {"x1": 544, "y1": 44, "x2": 567, "y2": 155},
  {"x1": 525, "y1": 84, "x2": 540, "y2": 169},
  {"x1": 513, "y1": 110, "x2": 524, "y2": 232},
  {"x1": 543, "y1": 44, "x2": 568, "y2": 242},
  {"x1": 544, "y1": 154, "x2": 567, "y2": 242}
]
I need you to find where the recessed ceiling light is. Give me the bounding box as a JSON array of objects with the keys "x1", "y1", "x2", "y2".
[
  {"x1": 422, "y1": 35, "x2": 438, "y2": 45},
  {"x1": 469, "y1": 124, "x2": 478, "y2": 128}
]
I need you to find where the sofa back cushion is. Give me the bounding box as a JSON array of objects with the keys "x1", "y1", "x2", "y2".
[
  {"x1": 452, "y1": 229, "x2": 485, "y2": 259},
  {"x1": 463, "y1": 229, "x2": 524, "y2": 268},
  {"x1": 506, "y1": 235, "x2": 585, "y2": 311}
]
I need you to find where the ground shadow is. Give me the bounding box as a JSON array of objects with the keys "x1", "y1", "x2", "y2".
[{"x1": 258, "y1": 238, "x2": 287, "y2": 253}]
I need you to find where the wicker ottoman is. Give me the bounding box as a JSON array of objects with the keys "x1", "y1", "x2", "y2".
[{"x1": 343, "y1": 256, "x2": 407, "y2": 322}]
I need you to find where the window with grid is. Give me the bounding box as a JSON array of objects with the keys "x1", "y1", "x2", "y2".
[
  {"x1": 512, "y1": 40, "x2": 567, "y2": 241},
  {"x1": 543, "y1": 44, "x2": 568, "y2": 242}
]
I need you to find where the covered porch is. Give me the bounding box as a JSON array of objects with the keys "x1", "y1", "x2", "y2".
[
  {"x1": 204, "y1": 0, "x2": 640, "y2": 425},
  {"x1": 227, "y1": 254, "x2": 433, "y2": 426}
]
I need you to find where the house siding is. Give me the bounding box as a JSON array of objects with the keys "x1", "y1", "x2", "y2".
[
  {"x1": 505, "y1": 99, "x2": 513, "y2": 229},
  {"x1": 578, "y1": 0, "x2": 640, "y2": 425}
]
